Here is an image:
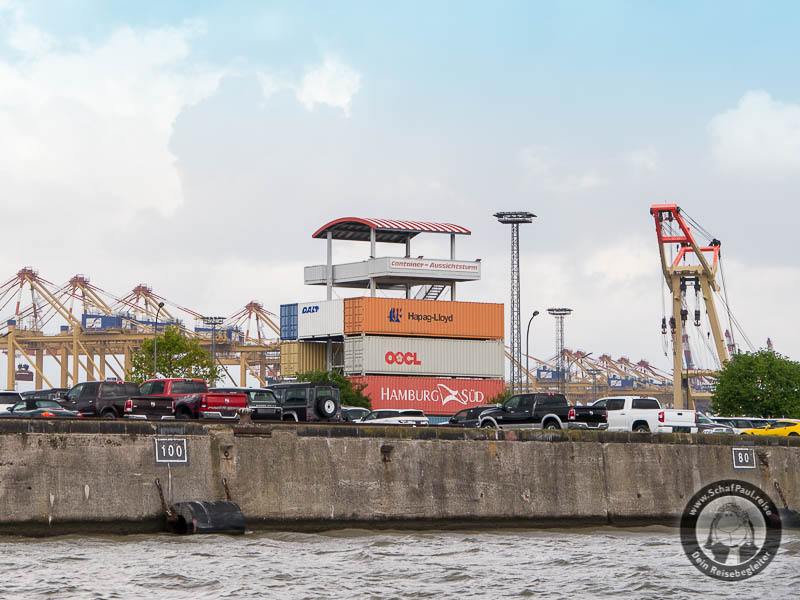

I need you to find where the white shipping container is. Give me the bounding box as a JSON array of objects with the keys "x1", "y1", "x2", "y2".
[
  {"x1": 297, "y1": 299, "x2": 344, "y2": 339},
  {"x1": 344, "y1": 335, "x2": 504, "y2": 378}
]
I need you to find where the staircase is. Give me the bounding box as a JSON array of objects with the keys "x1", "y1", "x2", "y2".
[{"x1": 415, "y1": 284, "x2": 448, "y2": 301}]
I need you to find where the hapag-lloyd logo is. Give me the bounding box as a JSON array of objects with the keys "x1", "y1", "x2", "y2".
[
  {"x1": 387, "y1": 307, "x2": 453, "y2": 325},
  {"x1": 380, "y1": 383, "x2": 485, "y2": 406}
]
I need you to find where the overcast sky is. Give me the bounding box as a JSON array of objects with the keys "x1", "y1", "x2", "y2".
[{"x1": 1, "y1": 0, "x2": 798, "y2": 375}]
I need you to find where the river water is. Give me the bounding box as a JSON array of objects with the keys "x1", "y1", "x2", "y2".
[{"x1": 0, "y1": 526, "x2": 797, "y2": 599}]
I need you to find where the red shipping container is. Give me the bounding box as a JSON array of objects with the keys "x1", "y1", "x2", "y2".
[{"x1": 349, "y1": 375, "x2": 505, "y2": 416}]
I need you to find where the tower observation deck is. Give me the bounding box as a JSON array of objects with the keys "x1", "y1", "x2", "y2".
[{"x1": 305, "y1": 217, "x2": 480, "y2": 300}]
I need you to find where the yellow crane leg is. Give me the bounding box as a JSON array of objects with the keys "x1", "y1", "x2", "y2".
[
  {"x1": 60, "y1": 346, "x2": 68, "y2": 387},
  {"x1": 240, "y1": 353, "x2": 248, "y2": 387},
  {"x1": 35, "y1": 349, "x2": 43, "y2": 390}
]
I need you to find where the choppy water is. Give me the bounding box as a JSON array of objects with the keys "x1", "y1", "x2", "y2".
[{"x1": 0, "y1": 527, "x2": 797, "y2": 599}]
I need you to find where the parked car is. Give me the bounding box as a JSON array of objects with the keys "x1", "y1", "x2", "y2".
[
  {"x1": 448, "y1": 405, "x2": 499, "y2": 427},
  {"x1": 125, "y1": 378, "x2": 248, "y2": 420},
  {"x1": 269, "y1": 382, "x2": 341, "y2": 422},
  {"x1": 21, "y1": 388, "x2": 70, "y2": 403},
  {"x1": 478, "y1": 393, "x2": 607, "y2": 430},
  {"x1": 696, "y1": 413, "x2": 735, "y2": 435},
  {"x1": 2, "y1": 399, "x2": 79, "y2": 419},
  {"x1": 710, "y1": 417, "x2": 774, "y2": 434},
  {"x1": 60, "y1": 381, "x2": 141, "y2": 418},
  {"x1": 211, "y1": 387, "x2": 283, "y2": 421},
  {"x1": 359, "y1": 409, "x2": 429, "y2": 426},
  {"x1": 342, "y1": 406, "x2": 370, "y2": 423},
  {"x1": 741, "y1": 419, "x2": 800, "y2": 437},
  {"x1": 0, "y1": 391, "x2": 23, "y2": 414},
  {"x1": 591, "y1": 396, "x2": 696, "y2": 433}
]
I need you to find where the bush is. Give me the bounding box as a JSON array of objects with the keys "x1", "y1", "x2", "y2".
[{"x1": 295, "y1": 370, "x2": 371, "y2": 409}]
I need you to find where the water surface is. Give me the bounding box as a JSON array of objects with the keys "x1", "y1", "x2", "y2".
[{"x1": 0, "y1": 526, "x2": 796, "y2": 599}]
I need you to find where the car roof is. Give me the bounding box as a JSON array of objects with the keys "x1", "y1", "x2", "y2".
[{"x1": 595, "y1": 396, "x2": 658, "y2": 400}]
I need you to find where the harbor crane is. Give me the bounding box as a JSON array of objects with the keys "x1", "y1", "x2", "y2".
[{"x1": 650, "y1": 204, "x2": 730, "y2": 409}]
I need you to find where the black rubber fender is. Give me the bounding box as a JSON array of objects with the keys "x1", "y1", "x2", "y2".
[{"x1": 169, "y1": 501, "x2": 246, "y2": 535}]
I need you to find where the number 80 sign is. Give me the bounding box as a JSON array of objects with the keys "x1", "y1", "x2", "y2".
[{"x1": 155, "y1": 438, "x2": 188, "y2": 464}]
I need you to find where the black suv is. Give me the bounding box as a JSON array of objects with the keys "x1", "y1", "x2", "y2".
[
  {"x1": 478, "y1": 393, "x2": 606, "y2": 430},
  {"x1": 62, "y1": 381, "x2": 141, "y2": 418},
  {"x1": 270, "y1": 383, "x2": 341, "y2": 422}
]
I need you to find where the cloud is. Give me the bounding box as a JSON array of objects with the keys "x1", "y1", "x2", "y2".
[
  {"x1": 519, "y1": 145, "x2": 607, "y2": 192},
  {"x1": 296, "y1": 56, "x2": 361, "y2": 116},
  {"x1": 628, "y1": 146, "x2": 658, "y2": 172},
  {"x1": 709, "y1": 91, "x2": 800, "y2": 178},
  {"x1": 0, "y1": 17, "x2": 223, "y2": 218}
]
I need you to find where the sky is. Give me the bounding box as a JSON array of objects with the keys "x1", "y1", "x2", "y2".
[{"x1": 0, "y1": 0, "x2": 799, "y2": 377}]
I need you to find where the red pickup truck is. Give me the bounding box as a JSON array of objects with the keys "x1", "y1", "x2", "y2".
[{"x1": 124, "y1": 378, "x2": 248, "y2": 421}]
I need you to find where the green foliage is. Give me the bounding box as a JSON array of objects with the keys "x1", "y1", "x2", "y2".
[
  {"x1": 295, "y1": 370, "x2": 371, "y2": 409},
  {"x1": 711, "y1": 350, "x2": 800, "y2": 418},
  {"x1": 487, "y1": 388, "x2": 511, "y2": 404},
  {"x1": 130, "y1": 326, "x2": 219, "y2": 384}
]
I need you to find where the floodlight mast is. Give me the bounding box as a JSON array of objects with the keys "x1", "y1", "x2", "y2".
[{"x1": 494, "y1": 211, "x2": 536, "y2": 393}]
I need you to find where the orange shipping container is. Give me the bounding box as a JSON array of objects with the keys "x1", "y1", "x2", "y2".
[{"x1": 343, "y1": 297, "x2": 503, "y2": 340}]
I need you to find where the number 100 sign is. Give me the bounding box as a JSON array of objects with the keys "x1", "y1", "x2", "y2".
[{"x1": 155, "y1": 438, "x2": 188, "y2": 464}]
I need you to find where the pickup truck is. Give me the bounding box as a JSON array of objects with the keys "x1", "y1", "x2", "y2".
[
  {"x1": 590, "y1": 396, "x2": 697, "y2": 433},
  {"x1": 60, "y1": 381, "x2": 141, "y2": 418},
  {"x1": 477, "y1": 392, "x2": 607, "y2": 430},
  {"x1": 124, "y1": 378, "x2": 248, "y2": 421}
]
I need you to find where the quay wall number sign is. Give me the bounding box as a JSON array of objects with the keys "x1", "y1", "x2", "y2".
[
  {"x1": 732, "y1": 447, "x2": 756, "y2": 470},
  {"x1": 155, "y1": 438, "x2": 188, "y2": 465}
]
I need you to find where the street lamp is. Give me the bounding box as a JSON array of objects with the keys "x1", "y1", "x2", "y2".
[
  {"x1": 153, "y1": 301, "x2": 165, "y2": 377},
  {"x1": 525, "y1": 310, "x2": 540, "y2": 392},
  {"x1": 202, "y1": 316, "x2": 225, "y2": 385}
]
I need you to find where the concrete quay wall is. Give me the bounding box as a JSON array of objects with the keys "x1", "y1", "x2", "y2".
[{"x1": 0, "y1": 420, "x2": 797, "y2": 534}]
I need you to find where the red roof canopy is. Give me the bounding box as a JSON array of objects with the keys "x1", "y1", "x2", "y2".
[{"x1": 312, "y1": 217, "x2": 471, "y2": 243}]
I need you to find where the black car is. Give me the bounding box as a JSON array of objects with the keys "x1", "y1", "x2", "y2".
[
  {"x1": 61, "y1": 381, "x2": 141, "y2": 418},
  {"x1": 270, "y1": 382, "x2": 341, "y2": 422},
  {"x1": 211, "y1": 387, "x2": 283, "y2": 421},
  {"x1": 478, "y1": 393, "x2": 607, "y2": 430},
  {"x1": 3, "y1": 399, "x2": 79, "y2": 418},
  {"x1": 21, "y1": 388, "x2": 71, "y2": 403},
  {"x1": 448, "y1": 405, "x2": 500, "y2": 427}
]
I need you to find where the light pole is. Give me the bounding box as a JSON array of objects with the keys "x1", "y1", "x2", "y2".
[
  {"x1": 525, "y1": 310, "x2": 540, "y2": 392},
  {"x1": 202, "y1": 316, "x2": 225, "y2": 385},
  {"x1": 153, "y1": 301, "x2": 165, "y2": 377}
]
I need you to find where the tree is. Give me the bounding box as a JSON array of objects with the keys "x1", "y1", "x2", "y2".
[
  {"x1": 712, "y1": 350, "x2": 800, "y2": 418},
  {"x1": 129, "y1": 326, "x2": 219, "y2": 384},
  {"x1": 295, "y1": 370, "x2": 371, "y2": 409}
]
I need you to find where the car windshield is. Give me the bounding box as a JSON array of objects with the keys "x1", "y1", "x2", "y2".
[
  {"x1": 400, "y1": 410, "x2": 424, "y2": 417},
  {"x1": 771, "y1": 421, "x2": 796, "y2": 428},
  {"x1": 0, "y1": 392, "x2": 20, "y2": 401},
  {"x1": 251, "y1": 391, "x2": 277, "y2": 404},
  {"x1": 171, "y1": 381, "x2": 208, "y2": 394},
  {"x1": 36, "y1": 400, "x2": 63, "y2": 409}
]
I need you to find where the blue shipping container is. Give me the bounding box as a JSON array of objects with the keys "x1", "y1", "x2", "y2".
[
  {"x1": 82, "y1": 313, "x2": 124, "y2": 330},
  {"x1": 280, "y1": 303, "x2": 298, "y2": 340},
  {"x1": 608, "y1": 377, "x2": 635, "y2": 389}
]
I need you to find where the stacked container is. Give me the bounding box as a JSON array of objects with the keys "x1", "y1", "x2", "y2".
[
  {"x1": 279, "y1": 300, "x2": 345, "y2": 376},
  {"x1": 342, "y1": 297, "x2": 504, "y2": 415}
]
